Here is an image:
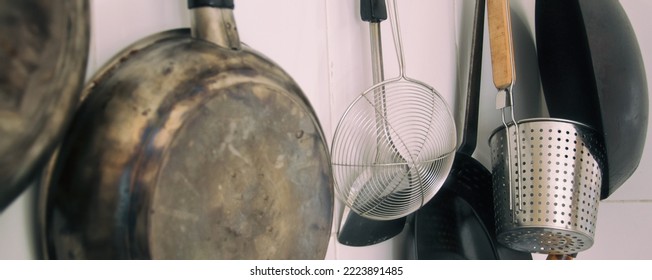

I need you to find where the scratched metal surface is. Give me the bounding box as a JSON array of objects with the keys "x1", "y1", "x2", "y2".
[{"x1": 43, "y1": 31, "x2": 333, "y2": 259}]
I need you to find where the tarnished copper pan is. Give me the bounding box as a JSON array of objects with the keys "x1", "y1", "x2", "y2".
[
  {"x1": 41, "y1": 1, "x2": 333, "y2": 259},
  {"x1": 0, "y1": 0, "x2": 90, "y2": 211}
]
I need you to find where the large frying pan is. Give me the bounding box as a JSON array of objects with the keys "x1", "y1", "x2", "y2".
[
  {"x1": 41, "y1": 0, "x2": 333, "y2": 259},
  {"x1": 0, "y1": 0, "x2": 90, "y2": 210},
  {"x1": 536, "y1": 0, "x2": 648, "y2": 199},
  {"x1": 414, "y1": 0, "x2": 530, "y2": 260}
]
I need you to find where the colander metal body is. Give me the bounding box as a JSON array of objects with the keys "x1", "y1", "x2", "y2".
[{"x1": 489, "y1": 118, "x2": 606, "y2": 254}]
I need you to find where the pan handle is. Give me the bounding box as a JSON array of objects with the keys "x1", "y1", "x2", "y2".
[
  {"x1": 188, "y1": 0, "x2": 240, "y2": 50},
  {"x1": 458, "y1": 0, "x2": 485, "y2": 156}
]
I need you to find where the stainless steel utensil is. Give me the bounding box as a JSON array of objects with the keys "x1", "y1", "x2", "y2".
[
  {"x1": 337, "y1": 0, "x2": 407, "y2": 246},
  {"x1": 488, "y1": 0, "x2": 607, "y2": 255},
  {"x1": 490, "y1": 119, "x2": 606, "y2": 254},
  {"x1": 331, "y1": 0, "x2": 457, "y2": 221}
]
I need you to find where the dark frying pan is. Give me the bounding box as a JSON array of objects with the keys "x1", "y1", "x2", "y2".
[
  {"x1": 41, "y1": 0, "x2": 333, "y2": 259},
  {"x1": 0, "y1": 0, "x2": 90, "y2": 211},
  {"x1": 337, "y1": 0, "x2": 406, "y2": 247},
  {"x1": 414, "y1": 0, "x2": 530, "y2": 260},
  {"x1": 536, "y1": 0, "x2": 648, "y2": 199}
]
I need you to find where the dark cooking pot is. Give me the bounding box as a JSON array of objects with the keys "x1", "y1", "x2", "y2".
[{"x1": 0, "y1": 0, "x2": 90, "y2": 211}]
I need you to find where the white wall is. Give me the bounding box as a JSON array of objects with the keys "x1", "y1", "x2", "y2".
[{"x1": 1, "y1": 0, "x2": 651, "y2": 260}]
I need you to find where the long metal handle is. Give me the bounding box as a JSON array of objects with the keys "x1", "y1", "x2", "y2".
[
  {"x1": 369, "y1": 23, "x2": 393, "y2": 159},
  {"x1": 369, "y1": 24, "x2": 385, "y2": 84},
  {"x1": 386, "y1": 0, "x2": 407, "y2": 78},
  {"x1": 363, "y1": 0, "x2": 401, "y2": 166},
  {"x1": 360, "y1": 0, "x2": 386, "y2": 84}
]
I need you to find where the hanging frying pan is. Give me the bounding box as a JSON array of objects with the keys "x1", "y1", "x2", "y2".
[
  {"x1": 41, "y1": 0, "x2": 333, "y2": 259},
  {"x1": 0, "y1": 0, "x2": 90, "y2": 211},
  {"x1": 536, "y1": 0, "x2": 648, "y2": 199},
  {"x1": 414, "y1": 0, "x2": 530, "y2": 260}
]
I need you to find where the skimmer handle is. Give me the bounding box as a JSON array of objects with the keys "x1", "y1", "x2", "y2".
[
  {"x1": 487, "y1": 0, "x2": 514, "y2": 90},
  {"x1": 361, "y1": 0, "x2": 387, "y2": 84},
  {"x1": 386, "y1": 0, "x2": 407, "y2": 78},
  {"x1": 360, "y1": 0, "x2": 387, "y2": 23}
]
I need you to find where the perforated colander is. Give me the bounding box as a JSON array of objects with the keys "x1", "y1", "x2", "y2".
[
  {"x1": 331, "y1": 0, "x2": 456, "y2": 221},
  {"x1": 489, "y1": 119, "x2": 606, "y2": 254}
]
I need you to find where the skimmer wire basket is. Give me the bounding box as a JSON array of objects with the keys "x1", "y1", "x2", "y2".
[{"x1": 331, "y1": 0, "x2": 457, "y2": 221}]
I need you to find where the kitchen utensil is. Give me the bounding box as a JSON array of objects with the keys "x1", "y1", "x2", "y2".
[
  {"x1": 0, "y1": 0, "x2": 90, "y2": 211},
  {"x1": 331, "y1": 0, "x2": 457, "y2": 221},
  {"x1": 41, "y1": 0, "x2": 333, "y2": 259},
  {"x1": 490, "y1": 119, "x2": 606, "y2": 254},
  {"x1": 535, "y1": 0, "x2": 648, "y2": 199},
  {"x1": 337, "y1": 0, "x2": 406, "y2": 246},
  {"x1": 488, "y1": 0, "x2": 521, "y2": 198},
  {"x1": 415, "y1": 0, "x2": 530, "y2": 260},
  {"x1": 488, "y1": 0, "x2": 607, "y2": 255}
]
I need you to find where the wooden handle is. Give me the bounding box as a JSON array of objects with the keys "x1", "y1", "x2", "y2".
[{"x1": 487, "y1": 0, "x2": 514, "y2": 89}]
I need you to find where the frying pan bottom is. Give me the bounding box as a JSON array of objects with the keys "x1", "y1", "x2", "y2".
[
  {"x1": 415, "y1": 153, "x2": 498, "y2": 260},
  {"x1": 147, "y1": 83, "x2": 333, "y2": 259},
  {"x1": 43, "y1": 33, "x2": 334, "y2": 259}
]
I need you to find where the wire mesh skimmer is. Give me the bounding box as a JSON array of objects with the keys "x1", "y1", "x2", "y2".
[{"x1": 331, "y1": 0, "x2": 457, "y2": 221}]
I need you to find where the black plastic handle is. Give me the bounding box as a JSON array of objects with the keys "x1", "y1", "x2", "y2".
[
  {"x1": 360, "y1": 0, "x2": 387, "y2": 22},
  {"x1": 188, "y1": 0, "x2": 234, "y2": 9}
]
